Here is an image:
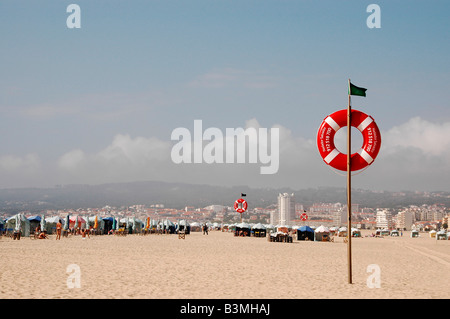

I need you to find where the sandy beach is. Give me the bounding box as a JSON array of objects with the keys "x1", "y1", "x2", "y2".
[{"x1": 0, "y1": 230, "x2": 448, "y2": 299}]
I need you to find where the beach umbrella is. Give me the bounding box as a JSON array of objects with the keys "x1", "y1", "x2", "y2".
[
  {"x1": 112, "y1": 217, "x2": 116, "y2": 230},
  {"x1": 146, "y1": 217, "x2": 150, "y2": 230},
  {"x1": 94, "y1": 216, "x2": 98, "y2": 229},
  {"x1": 85, "y1": 215, "x2": 90, "y2": 229},
  {"x1": 126, "y1": 217, "x2": 130, "y2": 230},
  {"x1": 115, "y1": 218, "x2": 119, "y2": 230},
  {"x1": 15, "y1": 213, "x2": 21, "y2": 232},
  {"x1": 64, "y1": 214, "x2": 69, "y2": 230},
  {"x1": 40, "y1": 214, "x2": 46, "y2": 232}
]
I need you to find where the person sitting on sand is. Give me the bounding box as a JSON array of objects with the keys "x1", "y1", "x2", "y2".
[
  {"x1": 81, "y1": 228, "x2": 90, "y2": 239},
  {"x1": 38, "y1": 231, "x2": 47, "y2": 239}
]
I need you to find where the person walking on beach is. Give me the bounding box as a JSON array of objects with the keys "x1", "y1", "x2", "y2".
[
  {"x1": 203, "y1": 223, "x2": 208, "y2": 235},
  {"x1": 56, "y1": 221, "x2": 62, "y2": 240}
]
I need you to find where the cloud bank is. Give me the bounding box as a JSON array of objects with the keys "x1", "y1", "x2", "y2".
[{"x1": 0, "y1": 117, "x2": 449, "y2": 191}]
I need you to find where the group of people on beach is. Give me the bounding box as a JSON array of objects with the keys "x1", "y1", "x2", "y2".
[{"x1": 53, "y1": 221, "x2": 90, "y2": 240}]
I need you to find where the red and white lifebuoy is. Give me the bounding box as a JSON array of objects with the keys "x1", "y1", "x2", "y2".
[
  {"x1": 300, "y1": 213, "x2": 308, "y2": 221},
  {"x1": 317, "y1": 109, "x2": 381, "y2": 171},
  {"x1": 234, "y1": 198, "x2": 248, "y2": 213}
]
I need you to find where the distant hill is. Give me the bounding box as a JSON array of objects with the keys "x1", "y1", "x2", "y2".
[{"x1": 0, "y1": 181, "x2": 449, "y2": 214}]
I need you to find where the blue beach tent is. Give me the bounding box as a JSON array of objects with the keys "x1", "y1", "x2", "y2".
[{"x1": 297, "y1": 225, "x2": 315, "y2": 241}]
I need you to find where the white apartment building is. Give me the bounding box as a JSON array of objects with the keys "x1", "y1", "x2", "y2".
[
  {"x1": 376, "y1": 209, "x2": 393, "y2": 229},
  {"x1": 396, "y1": 210, "x2": 415, "y2": 230},
  {"x1": 272, "y1": 193, "x2": 295, "y2": 226},
  {"x1": 333, "y1": 209, "x2": 347, "y2": 227}
]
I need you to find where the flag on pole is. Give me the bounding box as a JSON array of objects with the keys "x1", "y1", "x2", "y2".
[{"x1": 349, "y1": 82, "x2": 367, "y2": 97}]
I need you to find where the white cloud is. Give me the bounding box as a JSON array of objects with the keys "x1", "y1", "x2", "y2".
[
  {"x1": 2, "y1": 116, "x2": 448, "y2": 191},
  {"x1": 96, "y1": 134, "x2": 170, "y2": 165},
  {"x1": 57, "y1": 134, "x2": 172, "y2": 184},
  {"x1": 382, "y1": 117, "x2": 450, "y2": 156},
  {"x1": 58, "y1": 149, "x2": 86, "y2": 170}
]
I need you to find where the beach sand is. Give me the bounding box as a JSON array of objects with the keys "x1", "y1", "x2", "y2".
[{"x1": 0, "y1": 230, "x2": 448, "y2": 299}]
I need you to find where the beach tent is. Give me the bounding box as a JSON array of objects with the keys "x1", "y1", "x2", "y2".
[
  {"x1": 411, "y1": 230, "x2": 419, "y2": 238},
  {"x1": 190, "y1": 222, "x2": 201, "y2": 232},
  {"x1": 102, "y1": 217, "x2": 114, "y2": 234},
  {"x1": 265, "y1": 224, "x2": 275, "y2": 234},
  {"x1": 27, "y1": 215, "x2": 42, "y2": 233},
  {"x1": 251, "y1": 223, "x2": 266, "y2": 237},
  {"x1": 45, "y1": 216, "x2": 63, "y2": 234},
  {"x1": 159, "y1": 219, "x2": 175, "y2": 233},
  {"x1": 351, "y1": 228, "x2": 361, "y2": 237},
  {"x1": 275, "y1": 225, "x2": 289, "y2": 234},
  {"x1": 6, "y1": 213, "x2": 30, "y2": 236},
  {"x1": 235, "y1": 222, "x2": 251, "y2": 236},
  {"x1": 177, "y1": 220, "x2": 191, "y2": 234},
  {"x1": 390, "y1": 229, "x2": 400, "y2": 237},
  {"x1": 88, "y1": 216, "x2": 104, "y2": 232},
  {"x1": 338, "y1": 227, "x2": 347, "y2": 237},
  {"x1": 329, "y1": 226, "x2": 338, "y2": 235},
  {"x1": 297, "y1": 225, "x2": 314, "y2": 241},
  {"x1": 133, "y1": 218, "x2": 143, "y2": 233},
  {"x1": 436, "y1": 230, "x2": 447, "y2": 240},
  {"x1": 69, "y1": 216, "x2": 86, "y2": 229},
  {"x1": 119, "y1": 217, "x2": 135, "y2": 233},
  {"x1": 314, "y1": 225, "x2": 330, "y2": 242}
]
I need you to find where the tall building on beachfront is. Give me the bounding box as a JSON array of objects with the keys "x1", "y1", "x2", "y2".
[
  {"x1": 333, "y1": 209, "x2": 347, "y2": 227},
  {"x1": 396, "y1": 210, "x2": 415, "y2": 230},
  {"x1": 273, "y1": 193, "x2": 295, "y2": 226},
  {"x1": 376, "y1": 209, "x2": 393, "y2": 229}
]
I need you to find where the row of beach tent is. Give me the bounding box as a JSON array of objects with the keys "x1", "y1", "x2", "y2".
[
  {"x1": 0, "y1": 213, "x2": 192, "y2": 236},
  {"x1": 223, "y1": 223, "x2": 360, "y2": 241}
]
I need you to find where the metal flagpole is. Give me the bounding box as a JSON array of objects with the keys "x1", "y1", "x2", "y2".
[{"x1": 347, "y1": 79, "x2": 353, "y2": 284}]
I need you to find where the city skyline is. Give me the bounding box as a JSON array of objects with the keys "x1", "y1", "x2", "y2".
[{"x1": 1, "y1": 1, "x2": 449, "y2": 192}]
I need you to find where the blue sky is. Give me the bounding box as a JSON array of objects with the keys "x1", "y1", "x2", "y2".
[{"x1": 0, "y1": 1, "x2": 449, "y2": 191}]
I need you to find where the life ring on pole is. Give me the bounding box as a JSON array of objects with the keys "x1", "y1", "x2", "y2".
[
  {"x1": 317, "y1": 109, "x2": 381, "y2": 171},
  {"x1": 234, "y1": 198, "x2": 248, "y2": 213}
]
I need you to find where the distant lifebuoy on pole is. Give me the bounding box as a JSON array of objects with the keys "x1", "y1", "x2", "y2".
[
  {"x1": 317, "y1": 109, "x2": 381, "y2": 171},
  {"x1": 300, "y1": 213, "x2": 308, "y2": 221},
  {"x1": 234, "y1": 198, "x2": 248, "y2": 213}
]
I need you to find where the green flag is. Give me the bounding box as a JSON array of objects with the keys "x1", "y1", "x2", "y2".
[{"x1": 349, "y1": 82, "x2": 367, "y2": 97}]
